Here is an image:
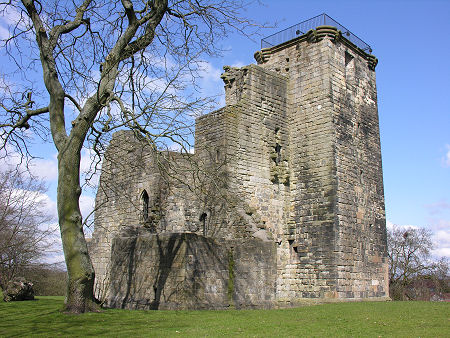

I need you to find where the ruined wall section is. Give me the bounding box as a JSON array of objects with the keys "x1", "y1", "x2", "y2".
[
  {"x1": 194, "y1": 107, "x2": 234, "y2": 239},
  {"x1": 90, "y1": 131, "x2": 202, "y2": 298},
  {"x1": 90, "y1": 131, "x2": 157, "y2": 294},
  {"x1": 195, "y1": 65, "x2": 290, "y2": 242},
  {"x1": 330, "y1": 41, "x2": 388, "y2": 298},
  {"x1": 107, "y1": 233, "x2": 230, "y2": 310},
  {"x1": 222, "y1": 65, "x2": 290, "y2": 242},
  {"x1": 92, "y1": 25, "x2": 389, "y2": 308}
]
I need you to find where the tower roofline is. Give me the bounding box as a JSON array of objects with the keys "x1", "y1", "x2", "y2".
[
  {"x1": 255, "y1": 25, "x2": 378, "y2": 71},
  {"x1": 261, "y1": 13, "x2": 373, "y2": 53}
]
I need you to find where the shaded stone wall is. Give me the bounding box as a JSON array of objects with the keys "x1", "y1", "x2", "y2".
[
  {"x1": 107, "y1": 233, "x2": 276, "y2": 310},
  {"x1": 90, "y1": 131, "x2": 202, "y2": 298},
  {"x1": 330, "y1": 41, "x2": 388, "y2": 298}
]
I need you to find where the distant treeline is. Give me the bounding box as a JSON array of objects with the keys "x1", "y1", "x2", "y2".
[{"x1": 21, "y1": 265, "x2": 67, "y2": 296}]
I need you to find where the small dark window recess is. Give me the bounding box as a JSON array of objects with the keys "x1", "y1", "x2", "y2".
[
  {"x1": 200, "y1": 212, "x2": 207, "y2": 235},
  {"x1": 359, "y1": 169, "x2": 364, "y2": 184},
  {"x1": 286, "y1": 57, "x2": 290, "y2": 62},
  {"x1": 274, "y1": 143, "x2": 282, "y2": 164},
  {"x1": 293, "y1": 246, "x2": 299, "y2": 253},
  {"x1": 345, "y1": 51, "x2": 354, "y2": 67},
  {"x1": 142, "y1": 190, "x2": 149, "y2": 221},
  {"x1": 288, "y1": 239, "x2": 294, "y2": 246}
]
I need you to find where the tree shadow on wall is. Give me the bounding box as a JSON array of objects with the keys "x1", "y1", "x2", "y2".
[
  {"x1": 149, "y1": 234, "x2": 185, "y2": 310},
  {"x1": 114, "y1": 231, "x2": 186, "y2": 310},
  {"x1": 113, "y1": 231, "x2": 230, "y2": 310},
  {"x1": 149, "y1": 233, "x2": 229, "y2": 310}
]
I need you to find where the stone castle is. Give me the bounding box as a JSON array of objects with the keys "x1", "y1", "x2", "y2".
[{"x1": 89, "y1": 15, "x2": 389, "y2": 310}]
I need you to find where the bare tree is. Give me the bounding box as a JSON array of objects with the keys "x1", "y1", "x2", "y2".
[
  {"x1": 387, "y1": 225, "x2": 448, "y2": 300},
  {"x1": 0, "y1": 169, "x2": 55, "y2": 290},
  {"x1": 0, "y1": 0, "x2": 261, "y2": 313}
]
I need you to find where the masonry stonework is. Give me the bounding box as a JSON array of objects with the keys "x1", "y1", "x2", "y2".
[{"x1": 89, "y1": 25, "x2": 389, "y2": 309}]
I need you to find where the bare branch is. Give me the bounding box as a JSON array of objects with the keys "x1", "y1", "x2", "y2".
[{"x1": 48, "y1": 0, "x2": 93, "y2": 47}]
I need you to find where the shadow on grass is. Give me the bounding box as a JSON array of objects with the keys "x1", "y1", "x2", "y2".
[{"x1": 1, "y1": 298, "x2": 449, "y2": 337}]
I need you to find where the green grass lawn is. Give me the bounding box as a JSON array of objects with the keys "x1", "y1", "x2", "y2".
[{"x1": 0, "y1": 297, "x2": 448, "y2": 337}]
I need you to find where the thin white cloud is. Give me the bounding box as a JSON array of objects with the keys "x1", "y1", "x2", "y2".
[
  {"x1": 386, "y1": 220, "x2": 418, "y2": 231},
  {"x1": 29, "y1": 155, "x2": 58, "y2": 182},
  {"x1": 0, "y1": 4, "x2": 32, "y2": 41},
  {"x1": 198, "y1": 61, "x2": 222, "y2": 83},
  {"x1": 433, "y1": 247, "x2": 450, "y2": 258},
  {"x1": 425, "y1": 200, "x2": 450, "y2": 258},
  {"x1": 387, "y1": 219, "x2": 449, "y2": 258},
  {"x1": 35, "y1": 191, "x2": 58, "y2": 220},
  {"x1": 442, "y1": 144, "x2": 450, "y2": 168},
  {"x1": 425, "y1": 200, "x2": 450, "y2": 215},
  {"x1": 432, "y1": 227, "x2": 450, "y2": 258},
  {"x1": 80, "y1": 194, "x2": 95, "y2": 220},
  {"x1": 0, "y1": 146, "x2": 58, "y2": 182},
  {"x1": 80, "y1": 148, "x2": 102, "y2": 192},
  {"x1": 0, "y1": 25, "x2": 9, "y2": 39},
  {"x1": 427, "y1": 219, "x2": 450, "y2": 258},
  {"x1": 0, "y1": 5, "x2": 26, "y2": 26},
  {"x1": 231, "y1": 61, "x2": 246, "y2": 68},
  {"x1": 196, "y1": 61, "x2": 225, "y2": 109},
  {"x1": 386, "y1": 220, "x2": 394, "y2": 230}
]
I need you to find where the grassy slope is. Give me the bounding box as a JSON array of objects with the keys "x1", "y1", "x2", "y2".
[{"x1": 0, "y1": 297, "x2": 449, "y2": 337}]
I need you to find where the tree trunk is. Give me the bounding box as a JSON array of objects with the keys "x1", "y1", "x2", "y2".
[{"x1": 57, "y1": 147, "x2": 99, "y2": 313}]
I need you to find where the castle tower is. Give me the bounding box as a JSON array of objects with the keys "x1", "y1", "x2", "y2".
[
  {"x1": 259, "y1": 16, "x2": 387, "y2": 300},
  {"x1": 197, "y1": 14, "x2": 388, "y2": 301},
  {"x1": 90, "y1": 14, "x2": 389, "y2": 309}
]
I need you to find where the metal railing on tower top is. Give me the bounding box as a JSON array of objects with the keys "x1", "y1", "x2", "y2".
[{"x1": 261, "y1": 13, "x2": 373, "y2": 53}]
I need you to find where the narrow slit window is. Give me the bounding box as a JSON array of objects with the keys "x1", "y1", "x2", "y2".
[
  {"x1": 200, "y1": 212, "x2": 207, "y2": 235},
  {"x1": 274, "y1": 143, "x2": 282, "y2": 164},
  {"x1": 142, "y1": 190, "x2": 149, "y2": 221}
]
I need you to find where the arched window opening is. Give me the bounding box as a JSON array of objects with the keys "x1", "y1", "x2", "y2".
[
  {"x1": 199, "y1": 212, "x2": 207, "y2": 236},
  {"x1": 142, "y1": 190, "x2": 149, "y2": 221}
]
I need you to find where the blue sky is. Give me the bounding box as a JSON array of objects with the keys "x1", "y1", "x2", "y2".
[
  {"x1": 210, "y1": 0, "x2": 450, "y2": 257},
  {"x1": 1, "y1": 0, "x2": 449, "y2": 258}
]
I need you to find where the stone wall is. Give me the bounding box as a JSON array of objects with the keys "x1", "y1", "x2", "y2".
[
  {"x1": 196, "y1": 65, "x2": 290, "y2": 242},
  {"x1": 258, "y1": 30, "x2": 340, "y2": 301},
  {"x1": 106, "y1": 233, "x2": 276, "y2": 310},
  {"x1": 254, "y1": 26, "x2": 388, "y2": 301},
  {"x1": 330, "y1": 40, "x2": 388, "y2": 298},
  {"x1": 90, "y1": 131, "x2": 202, "y2": 299}
]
